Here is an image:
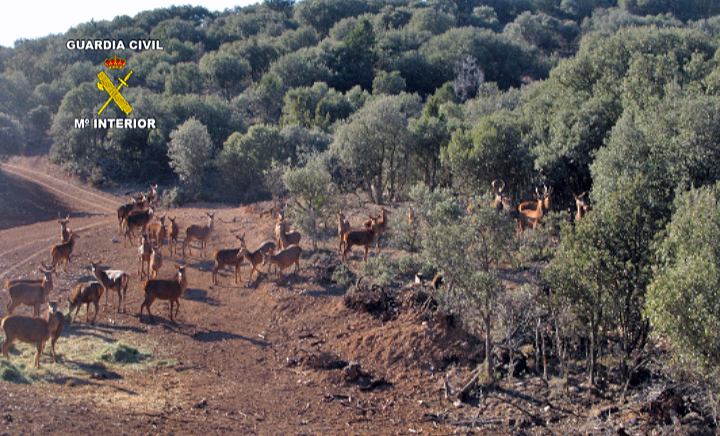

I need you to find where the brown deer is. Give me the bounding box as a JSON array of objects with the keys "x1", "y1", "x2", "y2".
[
  {"x1": 1, "y1": 302, "x2": 63, "y2": 368},
  {"x1": 68, "y1": 282, "x2": 105, "y2": 324},
  {"x1": 183, "y1": 212, "x2": 215, "y2": 257},
  {"x1": 167, "y1": 216, "x2": 179, "y2": 255},
  {"x1": 50, "y1": 231, "x2": 79, "y2": 272},
  {"x1": 58, "y1": 213, "x2": 71, "y2": 243},
  {"x1": 91, "y1": 262, "x2": 129, "y2": 314},
  {"x1": 276, "y1": 219, "x2": 301, "y2": 250},
  {"x1": 371, "y1": 208, "x2": 390, "y2": 251},
  {"x1": 574, "y1": 192, "x2": 591, "y2": 221},
  {"x1": 150, "y1": 247, "x2": 163, "y2": 279},
  {"x1": 122, "y1": 206, "x2": 154, "y2": 246},
  {"x1": 491, "y1": 179, "x2": 512, "y2": 211},
  {"x1": 262, "y1": 245, "x2": 302, "y2": 285},
  {"x1": 337, "y1": 210, "x2": 351, "y2": 254},
  {"x1": 138, "y1": 233, "x2": 152, "y2": 278},
  {"x1": 211, "y1": 234, "x2": 245, "y2": 285},
  {"x1": 517, "y1": 185, "x2": 553, "y2": 233},
  {"x1": 140, "y1": 265, "x2": 188, "y2": 323},
  {"x1": 147, "y1": 215, "x2": 167, "y2": 253},
  {"x1": 342, "y1": 220, "x2": 380, "y2": 262},
  {"x1": 4, "y1": 263, "x2": 55, "y2": 316},
  {"x1": 116, "y1": 198, "x2": 138, "y2": 233},
  {"x1": 238, "y1": 239, "x2": 276, "y2": 285}
]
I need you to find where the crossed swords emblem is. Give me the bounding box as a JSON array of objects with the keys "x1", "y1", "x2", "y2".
[{"x1": 96, "y1": 70, "x2": 133, "y2": 115}]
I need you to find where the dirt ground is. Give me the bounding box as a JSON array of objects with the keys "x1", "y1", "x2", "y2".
[{"x1": 0, "y1": 156, "x2": 711, "y2": 436}]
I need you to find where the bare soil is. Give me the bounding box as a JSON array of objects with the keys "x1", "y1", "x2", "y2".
[{"x1": 0, "y1": 157, "x2": 711, "y2": 436}]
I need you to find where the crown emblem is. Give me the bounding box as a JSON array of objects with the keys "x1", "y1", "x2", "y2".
[{"x1": 104, "y1": 55, "x2": 126, "y2": 70}]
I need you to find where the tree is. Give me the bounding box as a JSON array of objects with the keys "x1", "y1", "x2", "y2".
[
  {"x1": 330, "y1": 94, "x2": 421, "y2": 204},
  {"x1": 423, "y1": 198, "x2": 516, "y2": 383},
  {"x1": 373, "y1": 70, "x2": 406, "y2": 95},
  {"x1": 283, "y1": 154, "x2": 335, "y2": 250},
  {"x1": 167, "y1": 118, "x2": 214, "y2": 197},
  {"x1": 646, "y1": 183, "x2": 720, "y2": 369}
]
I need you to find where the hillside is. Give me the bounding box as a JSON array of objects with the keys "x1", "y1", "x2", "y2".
[{"x1": 0, "y1": 157, "x2": 714, "y2": 435}]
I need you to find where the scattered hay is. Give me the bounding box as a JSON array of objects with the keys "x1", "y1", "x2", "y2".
[{"x1": 99, "y1": 343, "x2": 150, "y2": 364}]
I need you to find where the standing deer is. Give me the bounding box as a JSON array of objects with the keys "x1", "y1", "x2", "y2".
[
  {"x1": 91, "y1": 262, "x2": 129, "y2": 314},
  {"x1": 238, "y1": 238, "x2": 276, "y2": 285},
  {"x1": 262, "y1": 245, "x2": 302, "y2": 285},
  {"x1": 138, "y1": 234, "x2": 152, "y2": 278},
  {"x1": 342, "y1": 220, "x2": 380, "y2": 262},
  {"x1": 167, "y1": 216, "x2": 179, "y2": 255},
  {"x1": 276, "y1": 219, "x2": 301, "y2": 250},
  {"x1": 337, "y1": 210, "x2": 351, "y2": 254},
  {"x1": 150, "y1": 247, "x2": 163, "y2": 279},
  {"x1": 51, "y1": 231, "x2": 79, "y2": 272},
  {"x1": 58, "y1": 213, "x2": 71, "y2": 243},
  {"x1": 491, "y1": 179, "x2": 512, "y2": 212},
  {"x1": 2, "y1": 302, "x2": 63, "y2": 368},
  {"x1": 517, "y1": 185, "x2": 553, "y2": 233},
  {"x1": 4, "y1": 263, "x2": 55, "y2": 316},
  {"x1": 574, "y1": 192, "x2": 591, "y2": 221},
  {"x1": 147, "y1": 215, "x2": 167, "y2": 253},
  {"x1": 183, "y1": 212, "x2": 215, "y2": 257},
  {"x1": 211, "y1": 234, "x2": 245, "y2": 285},
  {"x1": 140, "y1": 265, "x2": 188, "y2": 323},
  {"x1": 67, "y1": 282, "x2": 105, "y2": 324}
]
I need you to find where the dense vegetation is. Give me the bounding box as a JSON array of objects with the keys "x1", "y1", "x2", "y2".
[{"x1": 4, "y1": 0, "x2": 720, "y2": 410}]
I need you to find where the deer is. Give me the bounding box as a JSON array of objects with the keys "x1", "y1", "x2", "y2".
[
  {"x1": 517, "y1": 185, "x2": 553, "y2": 233},
  {"x1": 167, "y1": 216, "x2": 179, "y2": 255},
  {"x1": 150, "y1": 247, "x2": 163, "y2": 279},
  {"x1": 371, "y1": 208, "x2": 390, "y2": 251},
  {"x1": 237, "y1": 238, "x2": 276, "y2": 285},
  {"x1": 67, "y1": 281, "x2": 105, "y2": 324},
  {"x1": 262, "y1": 245, "x2": 302, "y2": 285},
  {"x1": 211, "y1": 234, "x2": 246, "y2": 285},
  {"x1": 574, "y1": 192, "x2": 591, "y2": 221},
  {"x1": 491, "y1": 179, "x2": 512, "y2": 212},
  {"x1": 147, "y1": 215, "x2": 167, "y2": 253},
  {"x1": 138, "y1": 233, "x2": 152, "y2": 278},
  {"x1": 91, "y1": 262, "x2": 129, "y2": 314},
  {"x1": 139, "y1": 265, "x2": 188, "y2": 323},
  {"x1": 342, "y1": 220, "x2": 380, "y2": 262},
  {"x1": 337, "y1": 210, "x2": 351, "y2": 254},
  {"x1": 276, "y1": 219, "x2": 301, "y2": 250},
  {"x1": 183, "y1": 212, "x2": 215, "y2": 257},
  {"x1": 1, "y1": 301, "x2": 64, "y2": 368},
  {"x1": 4, "y1": 263, "x2": 55, "y2": 317},
  {"x1": 50, "y1": 231, "x2": 79, "y2": 273},
  {"x1": 58, "y1": 213, "x2": 71, "y2": 243},
  {"x1": 117, "y1": 198, "x2": 138, "y2": 233},
  {"x1": 122, "y1": 206, "x2": 154, "y2": 246}
]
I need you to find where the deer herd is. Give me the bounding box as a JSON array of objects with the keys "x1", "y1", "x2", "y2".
[{"x1": 1, "y1": 179, "x2": 590, "y2": 367}]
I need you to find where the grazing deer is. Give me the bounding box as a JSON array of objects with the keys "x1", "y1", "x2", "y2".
[
  {"x1": 91, "y1": 262, "x2": 129, "y2": 314},
  {"x1": 122, "y1": 206, "x2": 154, "y2": 246},
  {"x1": 147, "y1": 215, "x2": 167, "y2": 252},
  {"x1": 337, "y1": 210, "x2": 351, "y2": 254},
  {"x1": 138, "y1": 233, "x2": 152, "y2": 278},
  {"x1": 342, "y1": 220, "x2": 380, "y2": 262},
  {"x1": 68, "y1": 282, "x2": 105, "y2": 324},
  {"x1": 51, "y1": 231, "x2": 79, "y2": 272},
  {"x1": 167, "y1": 216, "x2": 179, "y2": 255},
  {"x1": 517, "y1": 185, "x2": 553, "y2": 233},
  {"x1": 1, "y1": 302, "x2": 63, "y2": 368},
  {"x1": 183, "y1": 212, "x2": 215, "y2": 257},
  {"x1": 238, "y1": 239, "x2": 276, "y2": 285},
  {"x1": 58, "y1": 213, "x2": 71, "y2": 243},
  {"x1": 262, "y1": 245, "x2": 302, "y2": 285},
  {"x1": 4, "y1": 263, "x2": 55, "y2": 316},
  {"x1": 491, "y1": 179, "x2": 512, "y2": 212},
  {"x1": 574, "y1": 192, "x2": 591, "y2": 221},
  {"x1": 276, "y1": 219, "x2": 301, "y2": 250},
  {"x1": 140, "y1": 265, "x2": 188, "y2": 323},
  {"x1": 211, "y1": 234, "x2": 245, "y2": 285},
  {"x1": 150, "y1": 247, "x2": 163, "y2": 279}
]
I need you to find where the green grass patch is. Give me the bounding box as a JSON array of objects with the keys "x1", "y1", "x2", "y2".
[{"x1": 98, "y1": 343, "x2": 150, "y2": 364}]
